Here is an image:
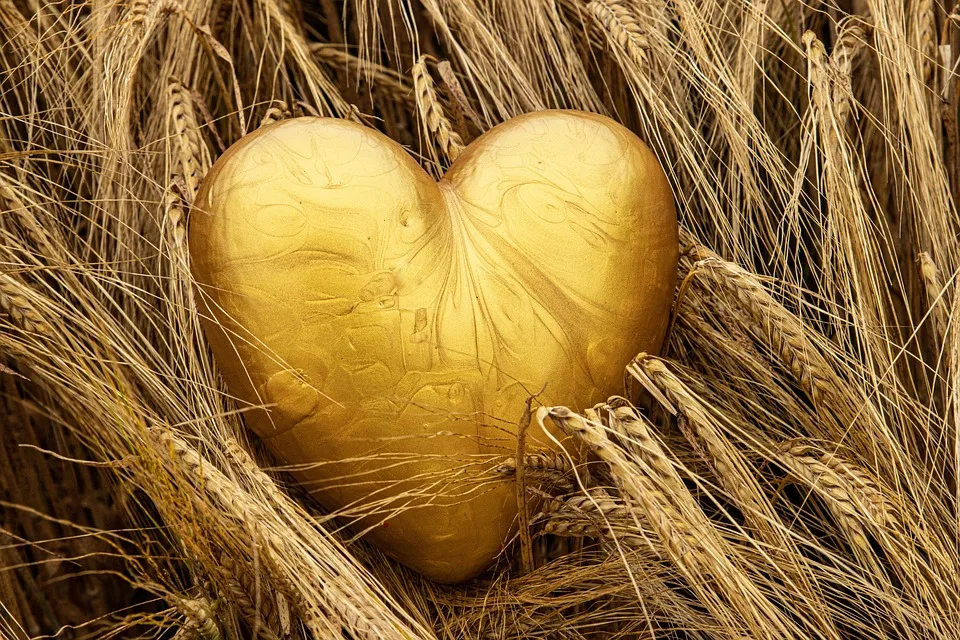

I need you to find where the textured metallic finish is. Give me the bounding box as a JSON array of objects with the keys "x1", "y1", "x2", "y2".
[{"x1": 189, "y1": 110, "x2": 677, "y2": 582}]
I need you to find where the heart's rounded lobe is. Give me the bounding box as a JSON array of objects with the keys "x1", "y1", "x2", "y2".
[{"x1": 189, "y1": 111, "x2": 677, "y2": 582}]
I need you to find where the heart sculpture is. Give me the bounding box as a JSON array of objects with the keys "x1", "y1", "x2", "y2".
[{"x1": 189, "y1": 110, "x2": 677, "y2": 582}]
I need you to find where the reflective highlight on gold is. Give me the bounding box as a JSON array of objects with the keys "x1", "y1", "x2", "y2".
[{"x1": 189, "y1": 111, "x2": 678, "y2": 582}]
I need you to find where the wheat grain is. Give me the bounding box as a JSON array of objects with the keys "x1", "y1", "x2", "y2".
[
  {"x1": 830, "y1": 18, "x2": 868, "y2": 125},
  {"x1": 775, "y1": 440, "x2": 892, "y2": 555},
  {"x1": 0, "y1": 274, "x2": 51, "y2": 336},
  {"x1": 260, "y1": 103, "x2": 293, "y2": 127},
  {"x1": 216, "y1": 554, "x2": 283, "y2": 640},
  {"x1": 776, "y1": 440, "x2": 898, "y2": 532},
  {"x1": 222, "y1": 436, "x2": 302, "y2": 526},
  {"x1": 919, "y1": 251, "x2": 950, "y2": 349},
  {"x1": 541, "y1": 489, "x2": 646, "y2": 547},
  {"x1": 917, "y1": 0, "x2": 937, "y2": 87},
  {"x1": 163, "y1": 186, "x2": 187, "y2": 252},
  {"x1": 0, "y1": 180, "x2": 63, "y2": 261},
  {"x1": 691, "y1": 254, "x2": 843, "y2": 417},
  {"x1": 176, "y1": 596, "x2": 221, "y2": 640},
  {"x1": 541, "y1": 407, "x2": 707, "y2": 564},
  {"x1": 126, "y1": 0, "x2": 150, "y2": 25},
  {"x1": 167, "y1": 78, "x2": 209, "y2": 202},
  {"x1": 629, "y1": 355, "x2": 773, "y2": 536},
  {"x1": 436, "y1": 60, "x2": 482, "y2": 134},
  {"x1": 495, "y1": 452, "x2": 577, "y2": 491},
  {"x1": 412, "y1": 54, "x2": 464, "y2": 166},
  {"x1": 587, "y1": 0, "x2": 650, "y2": 67}
]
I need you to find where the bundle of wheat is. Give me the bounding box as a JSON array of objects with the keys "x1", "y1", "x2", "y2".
[{"x1": 2, "y1": 1, "x2": 959, "y2": 639}]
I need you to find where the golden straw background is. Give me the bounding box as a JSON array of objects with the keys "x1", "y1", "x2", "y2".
[{"x1": 2, "y1": 1, "x2": 960, "y2": 638}]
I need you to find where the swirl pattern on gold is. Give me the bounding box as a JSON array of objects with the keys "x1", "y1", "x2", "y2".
[{"x1": 189, "y1": 110, "x2": 677, "y2": 582}]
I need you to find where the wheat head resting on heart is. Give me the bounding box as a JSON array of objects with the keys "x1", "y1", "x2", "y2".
[{"x1": 188, "y1": 109, "x2": 678, "y2": 583}]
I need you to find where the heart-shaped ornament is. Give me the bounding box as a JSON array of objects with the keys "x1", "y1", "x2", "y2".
[{"x1": 190, "y1": 110, "x2": 677, "y2": 582}]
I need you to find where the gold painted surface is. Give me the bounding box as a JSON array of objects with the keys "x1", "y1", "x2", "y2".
[{"x1": 189, "y1": 110, "x2": 678, "y2": 582}]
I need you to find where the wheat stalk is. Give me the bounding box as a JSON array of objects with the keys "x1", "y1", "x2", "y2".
[
  {"x1": 175, "y1": 597, "x2": 221, "y2": 640},
  {"x1": 5, "y1": 0, "x2": 960, "y2": 637},
  {"x1": 587, "y1": 0, "x2": 650, "y2": 67},
  {"x1": 686, "y1": 249, "x2": 847, "y2": 421},
  {"x1": 0, "y1": 274, "x2": 51, "y2": 336},
  {"x1": 494, "y1": 451, "x2": 578, "y2": 491},
  {"x1": 167, "y1": 78, "x2": 209, "y2": 203},
  {"x1": 149, "y1": 429, "x2": 385, "y2": 639},
  {"x1": 776, "y1": 440, "x2": 898, "y2": 533},
  {"x1": 412, "y1": 54, "x2": 464, "y2": 167},
  {"x1": 541, "y1": 407, "x2": 710, "y2": 566},
  {"x1": 0, "y1": 179, "x2": 64, "y2": 261},
  {"x1": 216, "y1": 553, "x2": 285, "y2": 640},
  {"x1": 540, "y1": 406, "x2": 800, "y2": 639},
  {"x1": 628, "y1": 355, "x2": 771, "y2": 531}
]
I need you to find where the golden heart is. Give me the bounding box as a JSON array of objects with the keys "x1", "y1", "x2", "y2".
[{"x1": 189, "y1": 110, "x2": 677, "y2": 582}]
